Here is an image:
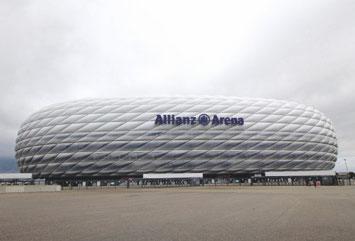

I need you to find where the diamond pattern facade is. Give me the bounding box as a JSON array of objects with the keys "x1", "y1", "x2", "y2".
[{"x1": 15, "y1": 97, "x2": 337, "y2": 179}]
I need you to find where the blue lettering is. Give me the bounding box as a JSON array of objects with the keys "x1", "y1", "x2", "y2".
[
  {"x1": 176, "y1": 117, "x2": 182, "y2": 125},
  {"x1": 212, "y1": 115, "x2": 219, "y2": 125},
  {"x1": 155, "y1": 114, "x2": 244, "y2": 126},
  {"x1": 224, "y1": 117, "x2": 230, "y2": 125},
  {"x1": 183, "y1": 117, "x2": 190, "y2": 125},
  {"x1": 155, "y1": 115, "x2": 163, "y2": 125}
]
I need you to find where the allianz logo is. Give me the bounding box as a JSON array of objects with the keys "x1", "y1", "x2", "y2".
[{"x1": 155, "y1": 114, "x2": 244, "y2": 126}]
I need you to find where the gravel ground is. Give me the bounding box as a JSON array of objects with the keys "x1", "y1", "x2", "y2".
[{"x1": 0, "y1": 186, "x2": 354, "y2": 241}]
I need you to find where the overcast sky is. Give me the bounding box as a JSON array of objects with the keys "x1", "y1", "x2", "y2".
[{"x1": 0, "y1": 0, "x2": 354, "y2": 171}]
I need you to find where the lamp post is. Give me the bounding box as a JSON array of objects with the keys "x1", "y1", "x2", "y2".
[{"x1": 344, "y1": 158, "x2": 351, "y2": 185}]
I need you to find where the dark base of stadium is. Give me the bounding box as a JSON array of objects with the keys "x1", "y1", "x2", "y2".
[{"x1": 42, "y1": 173, "x2": 340, "y2": 187}]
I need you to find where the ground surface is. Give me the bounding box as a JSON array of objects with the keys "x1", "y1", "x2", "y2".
[{"x1": 1, "y1": 186, "x2": 355, "y2": 241}]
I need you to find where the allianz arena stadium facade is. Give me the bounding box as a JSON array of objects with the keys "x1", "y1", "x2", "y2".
[{"x1": 15, "y1": 97, "x2": 337, "y2": 180}]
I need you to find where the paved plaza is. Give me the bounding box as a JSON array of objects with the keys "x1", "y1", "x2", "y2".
[{"x1": 1, "y1": 186, "x2": 354, "y2": 241}]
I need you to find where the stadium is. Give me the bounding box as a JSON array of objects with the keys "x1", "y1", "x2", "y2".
[{"x1": 15, "y1": 97, "x2": 337, "y2": 184}]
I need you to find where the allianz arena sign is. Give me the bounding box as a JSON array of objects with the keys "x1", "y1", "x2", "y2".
[{"x1": 155, "y1": 114, "x2": 244, "y2": 126}]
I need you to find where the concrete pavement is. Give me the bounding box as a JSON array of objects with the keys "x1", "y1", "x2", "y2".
[{"x1": 0, "y1": 186, "x2": 354, "y2": 241}]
